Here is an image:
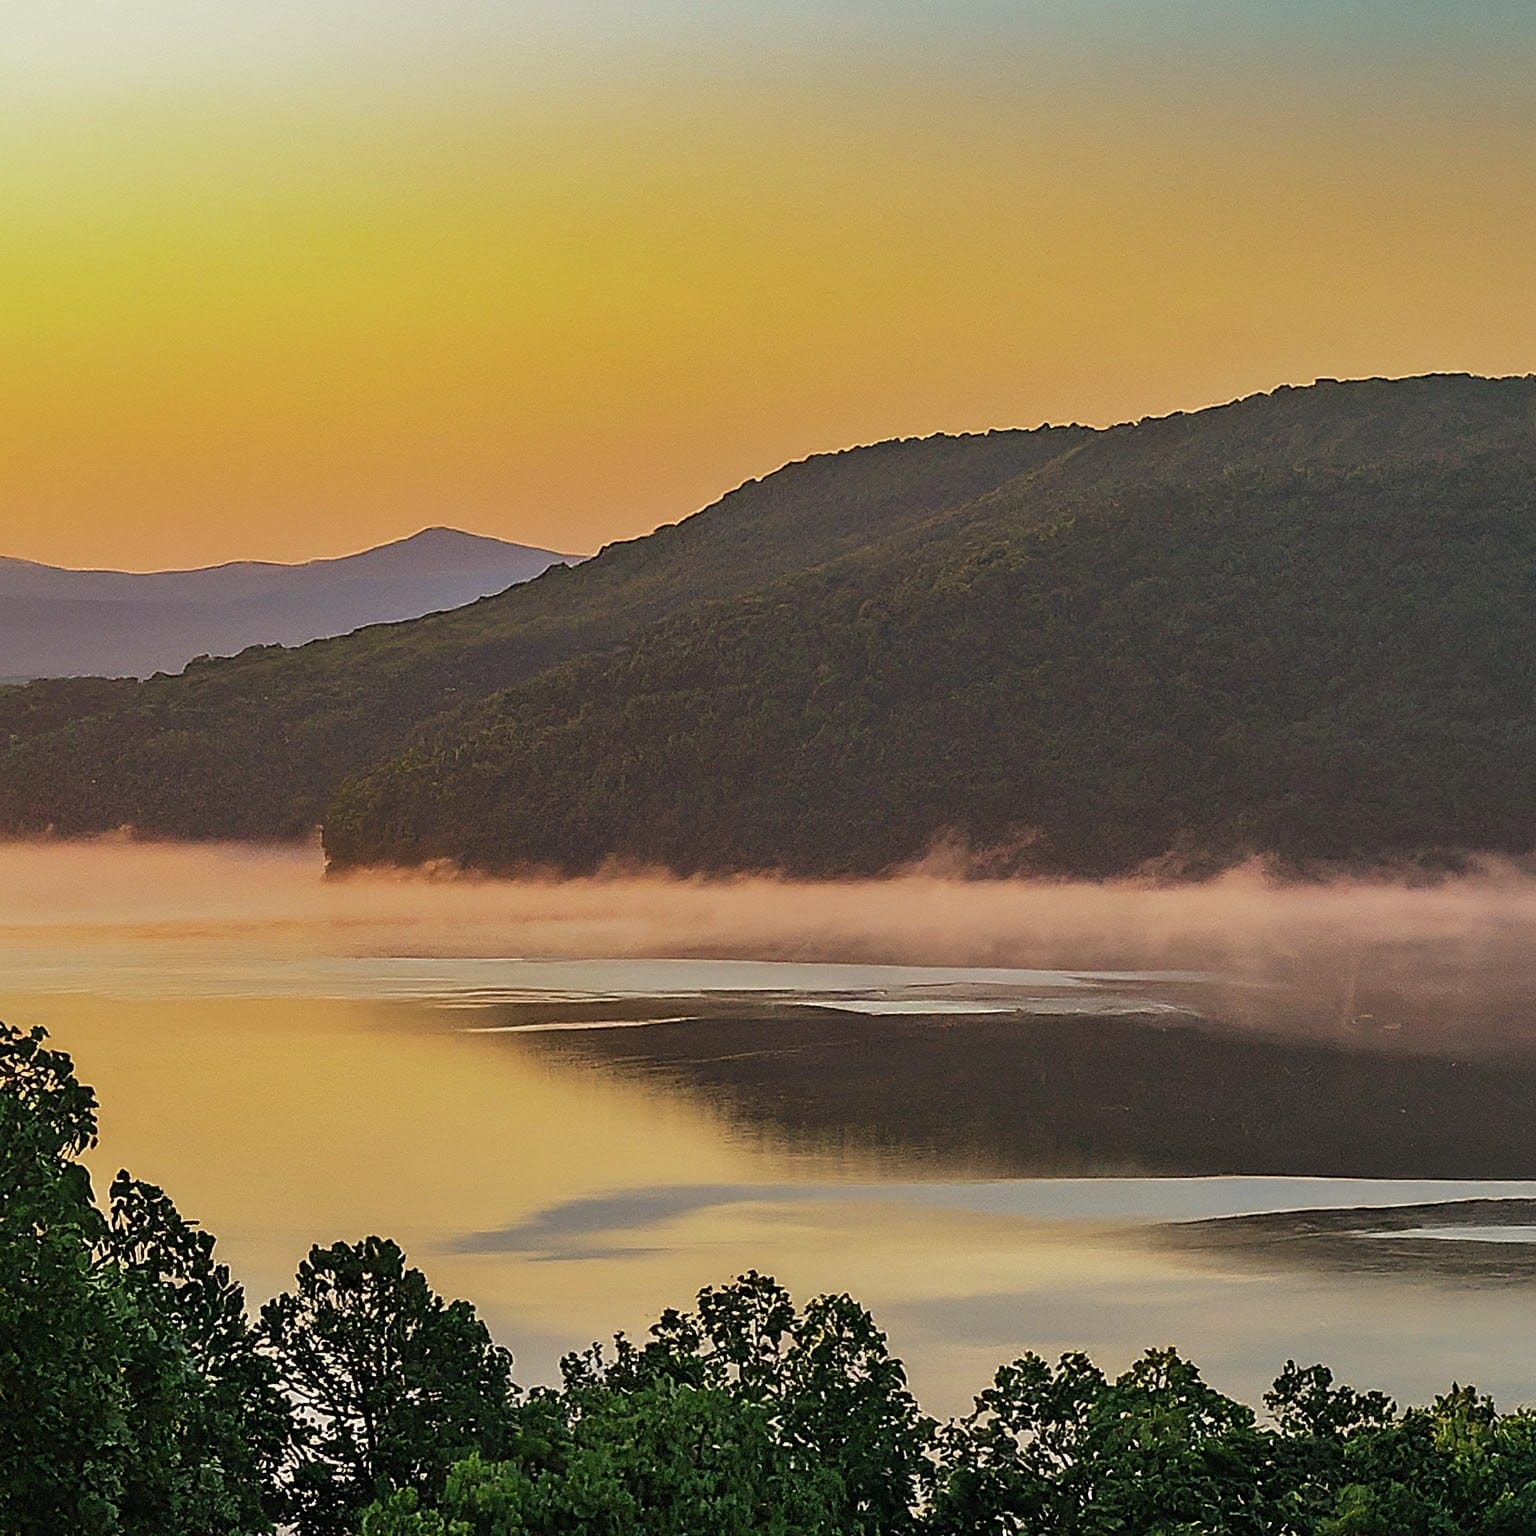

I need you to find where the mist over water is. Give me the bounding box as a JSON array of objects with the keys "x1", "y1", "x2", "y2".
[
  {"x1": 7, "y1": 836, "x2": 1536, "y2": 1412},
  {"x1": 6, "y1": 835, "x2": 1536, "y2": 1054}
]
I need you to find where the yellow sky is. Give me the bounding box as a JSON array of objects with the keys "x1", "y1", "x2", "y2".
[{"x1": 3, "y1": 3, "x2": 1534, "y2": 570}]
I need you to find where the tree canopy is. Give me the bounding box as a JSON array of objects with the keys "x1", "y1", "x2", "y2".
[
  {"x1": 13, "y1": 1003, "x2": 1536, "y2": 1533},
  {"x1": 259, "y1": 1237, "x2": 521, "y2": 1536},
  {"x1": 0, "y1": 1025, "x2": 284, "y2": 1535}
]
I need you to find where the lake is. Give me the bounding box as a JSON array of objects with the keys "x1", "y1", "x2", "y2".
[{"x1": 6, "y1": 838, "x2": 1536, "y2": 1417}]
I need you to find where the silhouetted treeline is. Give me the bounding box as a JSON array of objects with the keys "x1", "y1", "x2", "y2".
[{"x1": 10, "y1": 1017, "x2": 1536, "y2": 1535}]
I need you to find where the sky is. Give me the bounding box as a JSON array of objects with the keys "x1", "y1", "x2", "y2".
[{"x1": 3, "y1": 2, "x2": 1534, "y2": 570}]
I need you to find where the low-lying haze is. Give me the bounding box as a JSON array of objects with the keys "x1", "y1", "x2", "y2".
[{"x1": 5, "y1": 837, "x2": 1536, "y2": 1056}]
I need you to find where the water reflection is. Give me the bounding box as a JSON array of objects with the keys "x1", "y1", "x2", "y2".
[
  {"x1": 1165, "y1": 1198, "x2": 1536, "y2": 1282},
  {"x1": 521, "y1": 1011, "x2": 1536, "y2": 1180},
  {"x1": 7, "y1": 840, "x2": 1536, "y2": 1414}
]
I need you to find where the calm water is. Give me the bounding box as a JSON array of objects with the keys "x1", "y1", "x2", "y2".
[{"x1": 6, "y1": 839, "x2": 1536, "y2": 1416}]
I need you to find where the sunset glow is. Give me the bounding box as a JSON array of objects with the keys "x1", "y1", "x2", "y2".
[{"x1": 5, "y1": 1, "x2": 1535, "y2": 569}]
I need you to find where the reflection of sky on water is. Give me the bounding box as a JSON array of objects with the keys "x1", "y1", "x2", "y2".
[
  {"x1": 455, "y1": 1178, "x2": 1536, "y2": 1258},
  {"x1": 0, "y1": 945, "x2": 1216, "y2": 1018},
  {"x1": 12, "y1": 982, "x2": 1536, "y2": 1417},
  {"x1": 9, "y1": 843, "x2": 1536, "y2": 1415},
  {"x1": 1376, "y1": 1226, "x2": 1536, "y2": 1244}
]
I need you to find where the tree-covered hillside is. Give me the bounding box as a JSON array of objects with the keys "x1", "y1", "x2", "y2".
[
  {"x1": 5, "y1": 374, "x2": 1536, "y2": 874},
  {"x1": 0, "y1": 430, "x2": 1076, "y2": 838},
  {"x1": 325, "y1": 375, "x2": 1536, "y2": 877}
]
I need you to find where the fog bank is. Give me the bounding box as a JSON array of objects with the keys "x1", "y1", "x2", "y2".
[{"x1": 4, "y1": 836, "x2": 1536, "y2": 1055}]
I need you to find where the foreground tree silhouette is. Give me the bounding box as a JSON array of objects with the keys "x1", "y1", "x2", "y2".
[
  {"x1": 17, "y1": 1015, "x2": 1536, "y2": 1535},
  {"x1": 106, "y1": 1173, "x2": 292, "y2": 1517},
  {"x1": 0, "y1": 1023, "x2": 285, "y2": 1534},
  {"x1": 259, "y1": 1236, "x2": 520, "y2": 1536},
  {"x1": 928, "y1": 1346, "x2": 1287, "y2": 1534},
  {"x1": 362, "y1": 1383, "x2": 847, "y2": 1536},
  {"x1": 569, "y1": 1270, "x2": 935, "y2": 1533},
  {"x1": 361, "y1": 1271, "x2": 934, "y2": 1535}
]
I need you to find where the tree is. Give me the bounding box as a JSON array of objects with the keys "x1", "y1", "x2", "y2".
[
  {"x1": 929, "y1": 1346, "x2": 1287, "y2": 1534},
  {"x1": 258, "y1": 1236, "x2": 520, "y2": 1536},
  {"x1": 0, "y1": 1021, "x2": 284, "y2": 1534},
  {"x1": 361, "y1": 1381, "x2": 847, "y2": 1536},
  {"x1": 559, "y1": 1271, "x2": 934, "y2": 1533},
  {"x1": 1, "y1": 1022, "x2": 125, "y2": 1533},
  {"x1": 106, "y1": 1174, "x2": 291, "y2": 1530},
  {"x1": 1263, "y1": 1360, "x2": 1397, "y2": 1529}
]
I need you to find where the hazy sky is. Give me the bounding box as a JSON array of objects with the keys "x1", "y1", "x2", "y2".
[{"x1": 4, "y1": 1, "x2": 1534, "y2": 569}]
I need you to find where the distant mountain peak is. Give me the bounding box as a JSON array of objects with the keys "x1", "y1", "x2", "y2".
[
  {"x1": 390, "y1": 526, "x2": 497, "y2": 548},
  {"x1": 4, "y1": 526, "x2": 583, "y2": 580},
  {"x1": 0, "y1": 528, "x2": 582, "y2": 679}
]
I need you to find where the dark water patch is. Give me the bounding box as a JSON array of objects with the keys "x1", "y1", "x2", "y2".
[
  {"x1": 1165, "y1": 1198, "x2": 1536, "y2": 1283},
  {"x1": 520, "y1": 1011, "x2": 1536, "y2": 1180}
]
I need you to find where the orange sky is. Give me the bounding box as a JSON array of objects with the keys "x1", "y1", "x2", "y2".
[{"x1": 3, "y1": 3, "x2": 1534, "y2": 570}]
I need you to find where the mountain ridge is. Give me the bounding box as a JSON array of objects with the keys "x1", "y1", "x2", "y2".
[
  {"x1": 5, "y1": 374, "x2": 1536, "y2": 876},
  {"x1": 0, "y1": 425, "x2": 1079, "y2": 835},
  {"x1": 322, "y1": 373, "x2": 1536, "y2": 876},
  {"x1": 0, "y1": 527, "x2": 581, "y2": 680}
]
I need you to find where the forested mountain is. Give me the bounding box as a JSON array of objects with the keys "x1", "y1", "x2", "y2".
[
  {"x1": 4, "y1": 375, "x2": 1535, "y2": 873},
  {"x1": 0, "y1": 528, "x2": 577, "y2": 681},
  {"x1": 322, "y1": 374, "x2": 1536, "y2": 877},
  {"x1": 0, "y1": 430, "x2": 1076, "y2": 836}
]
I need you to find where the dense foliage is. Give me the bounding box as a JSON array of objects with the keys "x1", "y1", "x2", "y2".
[
  {"x1": 328, "y1": 377, "x2": 1536, "y2": 877},
  {"x1": 0, "y1": 429, "x2": 1070, "y2": 839},
  {"x1": 0, "y1": 1023, "x2": 516, "y2": 1536},
  {"x1": 0, "y1": 1024, "x2": 286, "y2": 1534},
  {"x1": 260, "y1": 1237, "x2": 521, "y2": 1535},
  {"x1": 11, "y1": 1015, "x2": 1536, "y2": 1533}
]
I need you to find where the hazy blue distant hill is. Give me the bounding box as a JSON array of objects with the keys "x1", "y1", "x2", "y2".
[
  {"x1": 0, "y1": 430, "x2": 1076, "y2": 836},
  {"x1": 0, "y1": 527, "x2": 579, "y2": 680}
]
